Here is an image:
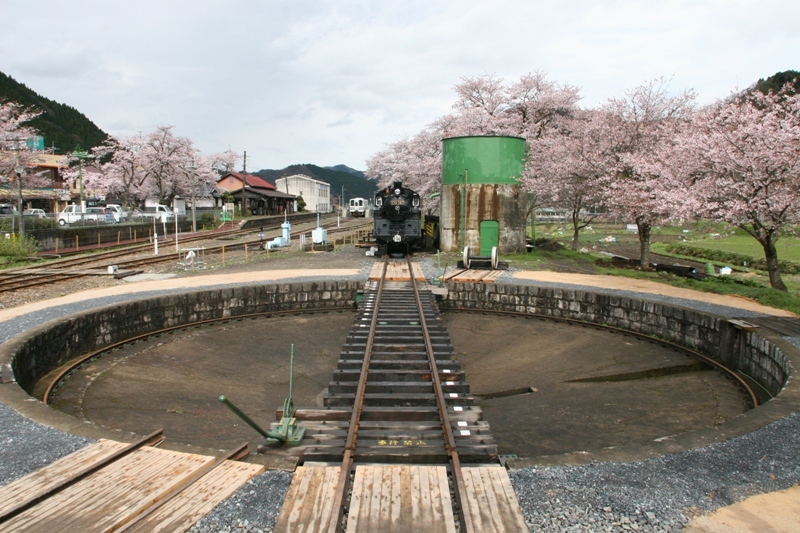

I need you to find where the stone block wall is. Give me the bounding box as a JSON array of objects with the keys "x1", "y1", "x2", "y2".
[
  {"x1": 440, "y1": 282, "x2": 790, "y2": 398},
  {"x1": 5, "y1": 279, "x2": 791, "y2": 402},
  {"x1": 9, "y1": 281, "x2": 360, "y2": 393}
]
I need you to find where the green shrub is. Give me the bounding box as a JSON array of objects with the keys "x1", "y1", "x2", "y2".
[{"x1": 0, "y1": 234, "x2": 40, "y2": 260}]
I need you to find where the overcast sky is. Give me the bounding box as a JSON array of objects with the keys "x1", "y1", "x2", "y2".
[{"x1": 2, "y1": 1, "x2": 797, "y2": 171}]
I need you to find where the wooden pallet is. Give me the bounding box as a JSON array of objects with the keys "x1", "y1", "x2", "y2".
[
  {"x1": 440, "y1": 269, "x2": 504, "y2": 283},
  {"x1": 368, "y1": 261, "x2": 425, "y2": 281},
  {"x1": 0, "y1": 439, "x2": 264, "y2": 533}
]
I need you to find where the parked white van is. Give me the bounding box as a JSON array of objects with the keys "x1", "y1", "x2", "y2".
[
  {"x1": 58, "y1": 204, "x2": 111, "y2": 225},
  {"x1": 58, "y1": 204, "x2": 88, "y2": 225},
  {"x1": 143, "y1": 204, "x2": 174, "y2": 222}
]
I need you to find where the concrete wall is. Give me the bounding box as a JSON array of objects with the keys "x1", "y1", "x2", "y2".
[
  {"x1": 3, "y1": 280, "x2": 791, "y2": 407},
  {"x1": 440, "y1": 282, "x2": 791, "y2": 398},
  {"x1": 8, "y1": 281, "x2": 360, "y2": 393}
]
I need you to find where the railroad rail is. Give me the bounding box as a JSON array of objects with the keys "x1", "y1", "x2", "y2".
[
  {"x1": 0, "y1": 217, "x2": 371, "y2": 294},
  {"x1": 273, "y1": 257, "x2": 527, "y2": 532},
  {"x1": 0, "y1": 430, "x2": 263, "y2": 533}
]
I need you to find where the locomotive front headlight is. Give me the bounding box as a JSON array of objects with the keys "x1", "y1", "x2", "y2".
[
  {"x1": 393, "y1": 235, "x2": 402, "y2": 243},
  {"x1": 394, "y1": 189, "x2": 401, "y2": 196}
]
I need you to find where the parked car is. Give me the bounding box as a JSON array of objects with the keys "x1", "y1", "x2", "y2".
[
  {"x1": 105, "y1": 204, "x2": 130, "y2": 222},
  {"x1": 0, "y1": 204, "x2": 17, "y2": 216},
  {"x1": 58, "y1": 204, "x2": 113, "y2": 225},
  {"x1": 104, "y1": 204, "x2": 129, "y2": 222},
  {"x1": 23, "y1": 209, "x2": 47, "y2": 218},
  {"x1": 87, "y1": 207, "x2": 116, "y2": 224},
  {"x1": 142, "y1": 204, "x2": 174, "y2": 222},
  {"x1": 58, "y1": 204, "x2": 85, "y2": 225}
]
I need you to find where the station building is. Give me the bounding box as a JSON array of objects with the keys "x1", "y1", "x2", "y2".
[{"x1": 275, "y1": 174, "x2": 332, "y2": 213}]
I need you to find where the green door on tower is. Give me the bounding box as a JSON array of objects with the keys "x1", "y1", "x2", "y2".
[{"x1": 479, "y1": 220, "x2": 499, "y2": 256}]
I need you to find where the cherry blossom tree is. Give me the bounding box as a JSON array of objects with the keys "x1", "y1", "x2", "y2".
[
  {"x1": 672, "y1": 87, "x2": 800, "y2": 291},
  {"x1": 86, "y1": 132, "x2": 148, "y2": 209},
  {"x1": 85, "y1": 126, "x2": 226, "y2": 209},
  {"x1": 366, "y1": 129, "x2": 442, "y2": 213},
  {"x1": 366, "y1": 72, "x2": 580, "y2": 213},
  {"x1": 599, "y1": 77, "x2": 697, "y2": 267},
  {"x1": 525, "y1": 110, "x2": 609, "y2": 249},
  {"x1": 137, "y1": 126, "x2": 195, "y2": 203},
  {"x1": 1, "y1": 100, "x2": 47, "y2": 236}
]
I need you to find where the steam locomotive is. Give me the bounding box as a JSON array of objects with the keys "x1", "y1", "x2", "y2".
[{"x1": 373, "y1": 180, "x2": 422, "y2": 256}]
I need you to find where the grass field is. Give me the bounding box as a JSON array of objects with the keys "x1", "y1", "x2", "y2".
[{"x1": 517, "y1": 220, "x2": 800, "y2": 315}]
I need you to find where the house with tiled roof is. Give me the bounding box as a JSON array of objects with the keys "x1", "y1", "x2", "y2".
[{"x1": 217, "y1": 172, "x2": 296, "y2": 216}]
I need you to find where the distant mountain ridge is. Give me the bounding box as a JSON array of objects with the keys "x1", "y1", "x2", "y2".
[
  {"x1": 0, "y1": 70, "x2": 108, "y2": 153},
  {"x1": 255, "y1": 163, "x2": 378, "y2": 200}
]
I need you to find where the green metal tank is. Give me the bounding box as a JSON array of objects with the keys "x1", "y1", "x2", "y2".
[
  {"x1": 442, "y1": 136, "x2": 527, "y2": 185},
  {"x1": 440, "y1": 136, "x2": 528, "y2": 254}
]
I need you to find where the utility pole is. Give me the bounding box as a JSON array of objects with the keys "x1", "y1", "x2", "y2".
[
  {"x1": 241, "y1": 151, "x2": 247, "y2": 219},
  {"x1": 189, "y1": 159, "x2": 198, "y2": 232},
  {"x1": 13, "y1": 140, "x2": 25, "y2": 238},
  {"x1": 71, "y1": 148, "x2": 91, "y2": 223}
]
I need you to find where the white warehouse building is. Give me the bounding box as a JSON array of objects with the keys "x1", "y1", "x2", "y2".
[{"x1": 274, "y1": 174, "x2": 332, "y2": 213}]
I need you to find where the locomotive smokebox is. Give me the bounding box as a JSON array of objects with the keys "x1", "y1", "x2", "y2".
[{"x1": 440, "y1": 136, "x2": 528, "y2": 254}]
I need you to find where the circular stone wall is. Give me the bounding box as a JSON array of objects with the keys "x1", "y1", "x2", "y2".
[{"x1": 2, "y1": 280, "x2": 797, "y2": 464}]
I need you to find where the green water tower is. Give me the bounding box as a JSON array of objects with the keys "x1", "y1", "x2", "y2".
[{"x1": 440, "y1": 136, "x2": 527, "y2": 254}]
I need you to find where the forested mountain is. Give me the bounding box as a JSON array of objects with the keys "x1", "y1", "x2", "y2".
[
  {"x1": 255, "y1": 163, "x2": 378, "y2": 200},
  {"x1": 0, "y1": 70, "x2": 108, "y2": 153},
  {"x1": 753, "y1": 70, "x2": 800, "y2": 95}
]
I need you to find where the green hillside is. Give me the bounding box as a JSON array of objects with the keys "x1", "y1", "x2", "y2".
[
  {"x1": 256, "y1": 164, "x2": 378, "y2": 201},
  {"x1": 0, "y1": 71, "x2": 108, "y2": 153}
]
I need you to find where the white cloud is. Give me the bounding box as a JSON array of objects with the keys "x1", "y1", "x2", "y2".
[{"x1": 2, "y1": 0, "x2": 798, "y2": 170}]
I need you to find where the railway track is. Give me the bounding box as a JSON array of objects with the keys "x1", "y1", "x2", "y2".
[
  {"x1": 0, "y1": 217, "x2": 372, "y2": 294},
  {"x1": 0, "y1": 430, "x2": 264, "y2": 533},
  {"x1": 273, "y1": 257, "x2": 527, "y2": 532}
]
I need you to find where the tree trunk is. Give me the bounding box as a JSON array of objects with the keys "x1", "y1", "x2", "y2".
[
  {"x1": 571, "y1": 211, "x2": 581, "y2": 250},
  {"x1": 637, "y1": 219, "x2": 651, "y2": 268},
  {"x1": 761, "y1": 235, "x2": 788, "y2": 292}
]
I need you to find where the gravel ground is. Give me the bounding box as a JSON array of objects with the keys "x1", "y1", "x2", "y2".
[{"x1": 2, "y1": 247, "x2": 800, "y2": 531}]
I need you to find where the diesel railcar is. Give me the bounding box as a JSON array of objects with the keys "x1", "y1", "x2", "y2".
[
  {"x1": 348, "y1": 197, "x2": 367, "y2": 217},
  {"x1": 373, "y1": 180, "x2": 422, "y2": 256}
]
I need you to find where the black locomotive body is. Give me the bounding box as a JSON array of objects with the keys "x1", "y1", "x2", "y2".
[{"x1": 373, "y1": 180, "x2": 422, "y2": 256}]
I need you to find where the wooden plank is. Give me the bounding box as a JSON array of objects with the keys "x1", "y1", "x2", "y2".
[
  {"x1": 346, "y1": 465, "x2": 455, "y2": 533},
  {"x1": 461, "y1": 465, "x2": 528, "y2": 532},
  {"x1": 273, "y1": 465, "x2": 341, "y2": 533},
  {"x1": 0, "y1": 439, "x2": 129, "y2": 516},
  {"x1": 441, "y1": 269, "x2": 503, "y2": 283},
  {"x1": 125, "y1": 460, "x2": 265, "y2": 533},
  {"x1": 1, "y1": 447, "x2": 214, "y2": 533},
  {"x1": 369, "y1": 262, "x2": 424, "y2": 281},
  {"x1": 369, "y1": 262, "x2": 384, "y2": 280}
]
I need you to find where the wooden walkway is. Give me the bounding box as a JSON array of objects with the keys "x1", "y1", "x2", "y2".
[
  {"x1": 0, "y1": 439, "x2": 264, "y2": 533},
  {"x1": 441, "y1": 268, "x2": 504, "y2": 283},
  {"x1": 368, "y1": 262, "x2": 504, "y2": 283},
  {"x1": 368, "y1": 261, "x2": 425, "y2": 281},
  {"x1": 274, "y1": 464, "x2": 527, "y2": 532}
]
